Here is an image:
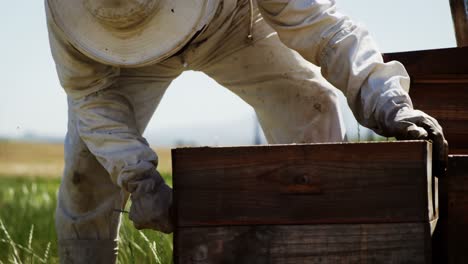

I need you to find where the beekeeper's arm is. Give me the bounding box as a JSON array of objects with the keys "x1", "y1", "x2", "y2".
[
  {"x1": 46, "y1": 10, "x2": 172, "y2": 232},
  {"x1": 257, "y1": 0, "x2": 447, "y2": 171}
]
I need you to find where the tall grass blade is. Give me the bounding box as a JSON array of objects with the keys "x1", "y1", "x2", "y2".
[
  {"x1": 27, "y1": 225, "x2": 34, "y2": 251},
  {"x1": 42, "y1": 242, "x2": 50, "y2": 264},
  {"x1": 0, "y1": 239, "x2": 47, "y2": 263},
  {"x1": 139, "y1": 231, "x2": 160, "y2": 264},
  {"x1": 0, "y1": 219, "x2": 22, "y2": 264},
  {"x1": 27, "y1": 225, "x2": 34, "y2": 264}
]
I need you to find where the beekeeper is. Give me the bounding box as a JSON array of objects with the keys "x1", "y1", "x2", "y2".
[{"x1": 45, "y1": 0, "x2": 447, "y2": 262}]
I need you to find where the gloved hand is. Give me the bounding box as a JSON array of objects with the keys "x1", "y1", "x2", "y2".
[
  {"x1": 384, "y1": 107, "x2": 448, "y2": 176},
  {"x1": 126, "y1": 170, "x2": 173, "y2": 233}
]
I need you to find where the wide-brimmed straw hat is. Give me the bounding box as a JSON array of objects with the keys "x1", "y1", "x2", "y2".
[{"x1": 47, "y1": 0, "x2": 208, "y2": 67}]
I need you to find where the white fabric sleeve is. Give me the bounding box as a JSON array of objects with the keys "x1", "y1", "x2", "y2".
[
  {"x1": 256, "y1": 0, "x2": 414, "y2": 135},
  {"x1": 70, "y1": 92, "x2": 159, "y2": 189},
  {"x1": 47, "y1": 6, "x2": 158, "y2": 188}
]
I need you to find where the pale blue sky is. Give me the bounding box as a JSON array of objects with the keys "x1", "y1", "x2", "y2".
[{"x1": 0, "y1": 0, "x2": 457, "y2": 146}]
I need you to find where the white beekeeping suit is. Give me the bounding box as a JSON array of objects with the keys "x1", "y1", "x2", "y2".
[
  {"x1": 257, "y1": 0, "x2": 446, "y2": 170},
  {"x1": 45, "y1": 0, "x2": 446, "y2": 263},
  {"x1": 258, "y1": 0, "x2": 413, "y2": 134}
]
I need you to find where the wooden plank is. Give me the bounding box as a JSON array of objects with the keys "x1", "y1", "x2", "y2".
[
  {"x1": 384, "y1": 47, "x2": 468, "y2": 154},
  {"x1": 383, "y1": 47, "x2": 468, "y2": 76},
  {"x1": 410, "y1": 83, "x2": 468, "y2": 154},
  {"x1": 432, "y1": 155, "x2": 468, "y2": 263},
  {"x1": 173, "y1": 141, "x2": 434, "y2": 227},
  {"x1": 432, "y1": 171, "x2": 448, "y2": 264},
  {"x1": 447, "y1": 155, "x2": 468, "y2": 263},
  {"x1": 450, "y1": 0, "x2": 468, "y2": 47},
  {"x1": 175, "y1": 223, "x2": 431, "y2": 264}
]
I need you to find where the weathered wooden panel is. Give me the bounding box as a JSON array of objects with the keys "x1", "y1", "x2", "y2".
[
  {"x1": 383, "y1": 47, "x2": 468, "y2": 76},
  {"x1": 173, "y1": 141, "x2": 434, "y2": 227},
  {"x1": 432, "y1": 155, "x2": 468, "y2": 264},
  {"x1": 432, "y1": 173, "x2": 448, "y2": 264},
  {"x1": 384, "y1": 47, "x2": 468, "y2": 154},
  {"x1": 410, "y1": 83, "x2": 468, "y2": 154},
  {"x1": 450, "y1": 0, "x2": 468, "y2": 47},
  {"x1": 175, "y1": 223, "x2": 431, "y2": 264},
  {"x1": 447, "y1": 155, "x2": 468, "y2": 263}
]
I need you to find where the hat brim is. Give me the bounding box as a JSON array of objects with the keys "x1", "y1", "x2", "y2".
[{"x1": 47, "y1": 0, "x2": 207, "y2": 67}]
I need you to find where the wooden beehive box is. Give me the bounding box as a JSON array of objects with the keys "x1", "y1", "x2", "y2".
[
  {"x1": 172, "y1": 141, "x2": 437, "y2": 263},
  {"x1": 383, "y1": 47, "x2": 468, "y2": 263},
  {"x1": 384, "y1": 47, "x2": 468, "y2": 154},
  {"x1": 433, "y1": 155, "x2": 468, "y2": 263}
]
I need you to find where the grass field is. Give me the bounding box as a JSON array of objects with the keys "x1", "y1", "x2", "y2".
[{"x1": 0, "y1": 141, "x2": 174, "y2": 263}]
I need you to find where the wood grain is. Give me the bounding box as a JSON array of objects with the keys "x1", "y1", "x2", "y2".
[
  {"x1": 410, "y1": 83, "x2": 468, "y2": 154},
  {"x1": 175, "y1": 223, "x2": 431, "y2": 264},
  {"x1": 384, "y1": 47, "x2": 468, "y2": 154},
  {"x1": 432, "y1": 155, "x2": 468, "y2": 263},
  {"x1": 173, "y1": 141, "x2": 434, "y2": 227},
  {"x1": 383, "y1": 47, "x2": 468, "y2": 76},
  {"x1": 447, "y1": 155, "x2": 468, "y2": 263}
]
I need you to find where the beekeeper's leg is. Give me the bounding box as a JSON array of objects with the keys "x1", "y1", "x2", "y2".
[
  {"x1": 56, "y1": 62, "x2": 182, "y2": 263},
  {"x1": 199, "y1": 6, "x2": 346, "y2": 144}
]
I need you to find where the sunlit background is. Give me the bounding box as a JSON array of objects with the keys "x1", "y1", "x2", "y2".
[{"x1": 0, "y1": 0, "x2": 457, "y2": 147}]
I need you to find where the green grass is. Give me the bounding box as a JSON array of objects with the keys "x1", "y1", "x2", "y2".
[{"x1": 0, "y1": 175, "x2": 174, "y2": 264}]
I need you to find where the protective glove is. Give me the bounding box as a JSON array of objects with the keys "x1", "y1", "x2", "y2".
[
  {"x1": 383, "y1": 106, "x2": 448, "y2": 176},
  {"x1": 126, "y1": 170, "x2": 173, "y2": 233}
]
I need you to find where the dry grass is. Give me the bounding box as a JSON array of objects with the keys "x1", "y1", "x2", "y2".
[
  {"x1": 0, "y1": 141, "x2": 64, "y2": 178},
  {"x1": 152, "y1": 147, "x2": 172, "y2": 174},
  {"x1": 0, "y1": 141, "x2": 173, "y2": 177}
]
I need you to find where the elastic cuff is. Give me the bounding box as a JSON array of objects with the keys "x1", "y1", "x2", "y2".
[
  {"x1": 58, "y1": 239, "x2": 118, "y2": 264},
  {"x1": 376, "y1": 96, "x2": 413, "y2": 136},
  {"x1": 117, "y1": 160, "x2": 158, "y2": 190}
]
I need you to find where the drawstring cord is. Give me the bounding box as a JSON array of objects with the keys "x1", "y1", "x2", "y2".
[{"x1": 247, "y1": 0, "x2": 254, "y2": 41}]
